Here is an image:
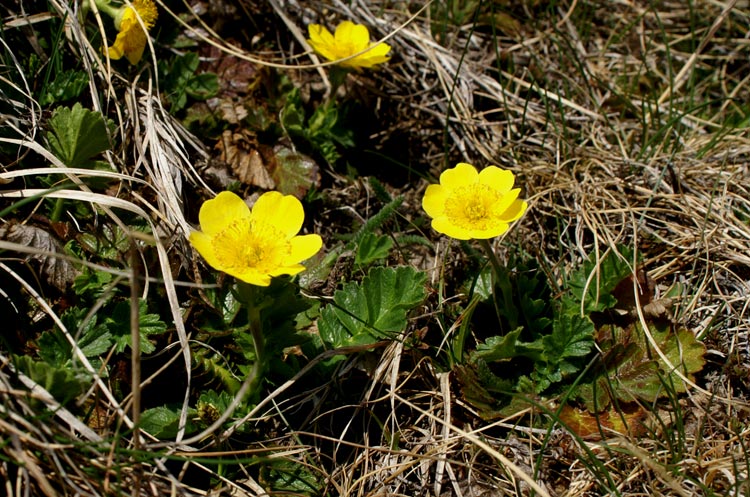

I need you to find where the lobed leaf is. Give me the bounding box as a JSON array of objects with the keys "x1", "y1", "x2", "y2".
[
  {"x1": 318, "y1": 266, "x2": 426, "y2": 348},
  {"x1": 46, "y1": 103, "x2": 112, "y2": 167}
]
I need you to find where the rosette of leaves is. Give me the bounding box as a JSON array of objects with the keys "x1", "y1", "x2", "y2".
[{"x1": 455, "y1": 247, "x2": 706, "y2": 428}]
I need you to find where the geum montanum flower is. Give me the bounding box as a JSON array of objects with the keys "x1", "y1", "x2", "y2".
[
  {"x1": 190, "y1": 191, "x2": 323, "y2": 287},
  {"x1": 307, "y1": 20, "x2": 391, "y2": 69},
  {"x1": 105, "y1": 0, "x2": 158, "y2": 64},
  {"x1": 422, "y1": 163, "x2": 527, "y2": 240}
]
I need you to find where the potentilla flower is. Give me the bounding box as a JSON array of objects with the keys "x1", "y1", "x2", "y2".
[
  {"x1": 105, "y1": 0, "x2": 158, "y2": 64},
  {"x1": 422, "y1": 163, "x2": 527, "y2": 240},
  {"x1": 190, "y1": 191, "x2": 323, "y2": 287},
  {"x1": 307, "y1": 20, "x2": 391, "y2": 69}
]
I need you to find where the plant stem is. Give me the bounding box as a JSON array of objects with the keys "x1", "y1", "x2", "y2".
[
  {"x1": 478, "y1": 238, "x2": 518, "y2": 331},
  {"x1": 479, "y1": 239, "x2": 502, "y2": 279},
  {"x1": 245, "y1": 302, "x2": 266, "y2": 399},
  {"x1": 50, "y1": 198, "x2": 65, "y2": 223}
]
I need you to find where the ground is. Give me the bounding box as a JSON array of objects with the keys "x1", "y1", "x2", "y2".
[{"x1": 0, "y1": 0, "x2": 749, "y2": 495}]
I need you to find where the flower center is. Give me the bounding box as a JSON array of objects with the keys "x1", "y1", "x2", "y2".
[
  {"x1": 444, "y1": 184, "x2": 502, "y2": 230},
  {"x1": 211, "y1": 218, "x2": 290, "y2": 273}
]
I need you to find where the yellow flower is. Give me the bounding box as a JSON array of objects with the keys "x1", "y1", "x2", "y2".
[
  {"x1": 422, "y1": 163, "x2": 527, "y2": 240},
  {"x1": 307, "y1": 21, "x2": 391, "y2": 69},
  {"x1": 190, "y1": 191, "x2": 323, "y2": 287},
  {"x1": 106, "y1": 0, "x2": 158, "y2": 64}
]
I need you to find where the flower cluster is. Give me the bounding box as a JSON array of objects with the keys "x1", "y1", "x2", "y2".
[
  {"x1": 422, "y1": 163, "x2": 527, "y2": 240},
  {"x1": 190, "y1": 191, "x2": 322, "y2": 287},
  {"x1": 307, "y1": 21, "x2": 391, "y2": 69}
]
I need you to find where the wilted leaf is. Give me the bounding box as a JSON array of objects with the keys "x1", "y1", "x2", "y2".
[
  {"x1": 266, "y1": 145, "x2": 320, "y2": 198},
  {"x1": 559, "y1": 403, "x2": 648, "y2": 439},
  {"x1": 0, "y1": 222, "x2": 79, "y2": 291},
  {"x1": 579, "y1": 321, "x2": 706, "y2": 411}
]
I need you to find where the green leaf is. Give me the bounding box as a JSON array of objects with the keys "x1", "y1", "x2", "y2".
[
  {"x1": 185, "y1": 72, "x2": 219, "y2": 100},
  {"x1": 40, "y1": 308, "x2": 113, "y2": 365},
  {"x1": 318, "y1": 266, "x2": 427, "y2": 348},
  {"x1": 566, "y1": 246, "x2": 636, "y2": 315},
  {"x1": 46, "y1": 103, "x2": 113, "y2": 167},
  {"x1": 72, "y1": 268, "x2": 115, "y2": 299},
  {"x1": 355, "y1": 232, "x2": 393, "y2": 266},
  {"x1": 543, "y1": 312, "x2": 595, "y2": 363},
  {"x1": 160, "y1": 52, "x2": 216, "y2": 112},
  {"x1": 349, "y1": 196, "x2": 403, "y2": 248},
  {"x1": 13, "y1": 355, "x2": 87, "y2": 405},
  {"x1": 140, "y1": 406, "x2": 196, "y2": 439},
  {"x1": 261, "y1": 458, "x2": 323, "y2": 496},
  {"x1": 105, "y1": 300, "x2": 168, "y2": 354},
  {"x1": 473, "y1": 328, "x2": 544, "y2": 363},
  {"x1": 40, "y1": 69, "x2": 89, "y2": 106}
]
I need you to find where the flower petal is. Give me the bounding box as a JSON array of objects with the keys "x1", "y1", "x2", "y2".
[
  {"x1": 287, "y1": 234, "x2": 323, "y2": 265},
  {"x1": 432, "y1": 217, "x2": 472, "y2": 240},
  {"x1": 491, "y1": 188, "x2": 521, "y2": 219},
  {"x1": 269, "y1": 264, "x2": 305, "y2": 277},
  {"x1": 231, "y1": 268, "x2": 272, "y2": 287},
  {"x1": 336, "y1": 21, "x2": 370, "y2": 50},
  {"x1": 469, "y1": 222, "x2": 509, "y2": 240},
  {"x1": 189, "y1": 231, "x2": 223, "y2": 271},
  {"x1": 251, "y1": 191, "x2": 305, "y2": 238},
  {"x1": 440, "y1": 163, "x2": 478, "y2": 189},
  {"x1": 199, "y1": 191, "x2": 251, "y2": 236},
  {"x1": 498, "y1": 198, "x2": 528, "y2": 223},
  {"x1": 308, "y1": 24, "x2": 338, "y2": 61},
  {"x1": 479, "y1": 166, "x2": 515, "y2": 194},
  {"x1": 422, "y1": 184, "x2": 448, "y2": 218},
  {"x1": 356, "y1": 42, "x2": 391, "y2": 67}
]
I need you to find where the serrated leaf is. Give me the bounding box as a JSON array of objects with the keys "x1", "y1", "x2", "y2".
[
  {"x1": 140, "y1": 406, "x2": 196, "y2": 439},
  {"x1": 185, "y1": 72, "x2": 219, "y2": 100},
  {"x1": 46, "y1": 103, "x2": 112, "y2": 167},
  {"x1": 261, "y1": 458, "x2": 323, "y2": 496},
  {"x1": 355, "y1": 232, "x2": 393, "y2": 266},
  {"x1": 42, "y1": 308, "x2": 113, "y2": 364},
  {"x1": 318, "y1": 266, "x2": 426, "y2": 348},
  {"x1": 579, "y1": 321, "x2": 706, "y2": 411},
  {"x1": 72, "y1": 268, "x2": 115, "y2": 299},
  {"x1": 566, "y1": 246, "x2": 636, "y2": 315},
  {"x1": 544, "y1": 313, "x2": 595, "y2": 361},
  {"x1": 40, "y1": 69, "x2": 89, "y2": 106},
  {"x1": 473, "y1": 328, "x2": 544, "y2": 363},
  {"x1": 105, "y1": 300, "x2": 167, "y2": 354},
  {"x1": 13, "y1": 355, "x2": 87, "y2": 405}
]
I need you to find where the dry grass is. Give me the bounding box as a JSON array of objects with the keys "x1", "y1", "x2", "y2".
[{"x1": 1, "y1": 0, "x2": 750, "y2": 495}]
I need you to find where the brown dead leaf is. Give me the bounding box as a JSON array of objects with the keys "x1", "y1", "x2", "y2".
[
  {"x1": 0, "y1": 221, "x2": 79, "y2": 292},
  {"x1": 216, "y1": 130, "x2": 274, "y2": 189}
]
